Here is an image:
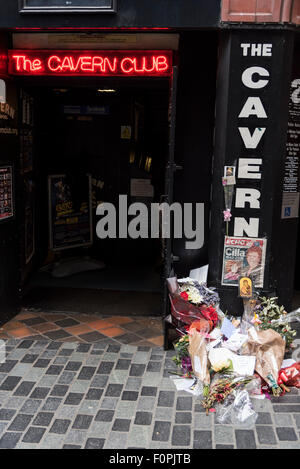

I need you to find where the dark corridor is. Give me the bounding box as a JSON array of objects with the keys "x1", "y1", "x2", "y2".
[{"x1": 18, "y1": 80, "x2": 170, "y2": 315}]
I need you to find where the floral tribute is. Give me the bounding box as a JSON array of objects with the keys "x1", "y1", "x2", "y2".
[
  {"x1": 167, "y1": 276, "x2": 300, "y2": 420},
  {"x1": 252, "y1": 296, "x2": 298, "y2": 350},
  {"x1": 202, "y1": 375, "x2": 253, "y2": 414},
  {"x1": 172, "y1": 334, "x2": 193, "y2": 377}
]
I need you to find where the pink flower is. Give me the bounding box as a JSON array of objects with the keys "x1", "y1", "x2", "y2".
[{"x1": 223, "y1": 209, "x2": 232, "y2": 222}]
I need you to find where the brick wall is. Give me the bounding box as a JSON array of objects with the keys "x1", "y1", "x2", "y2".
[{"x1": 221, "y1": 0, "x2": 300, "y2": 24}]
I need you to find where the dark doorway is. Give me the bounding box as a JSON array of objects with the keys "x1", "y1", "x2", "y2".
[{"x1": 18, "y1": 80, "x2": 170, "y2": 315}]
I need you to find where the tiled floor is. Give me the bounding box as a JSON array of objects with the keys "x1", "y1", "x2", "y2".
[
  {"x1": 0, "y1": 311, "x2": 299, "y2": 449},
  {"x1": 0, "y1": 338, "x2": 299, "y2": 449},
  {"x1": 0, "y1": 310, "x2": 164, "y2": 348}
]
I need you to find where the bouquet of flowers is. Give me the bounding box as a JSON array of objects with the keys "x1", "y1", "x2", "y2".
[
  {"x1": 178, "y1": 279, "x2": 220, "y2": 307},
  {"x1": 242, "y1": 327, "x2": 285, "y2": 396},
  {"x1": 222, "y1": 177, "x2": 235, "y2": 236},
  {"x1": 201, "y1": 373, "x2": 253, "y2": 414},
  {"x1": 253, "y1": 296, "x2": 298, "y2": 350},
  {"x1": 166, "y1": 277, "x2": 220, "y2": 333},
  {"x1": 172, "y1": 334, "x2": 193, "y2": 377}
]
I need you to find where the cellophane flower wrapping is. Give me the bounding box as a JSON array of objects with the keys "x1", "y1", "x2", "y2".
[
  {"x1": 216, "y1": 389, "x2": 258, "y2": 427},
  {"x1": 188, "y1": 328, "x2": 210, "y2": 388},
  {"x1": 278, "y1": 362, "x2": 300, "y2": 388},
  {"x1": 223, "y1": 182, "x2": 234, "y2": 212},
  {"x1": 166, "y1": 277, "x2": 220, "y2": 333},
  {"x1": 253, "y1": 297, "x2": 299, "y2": 350},
  {"x1": 202, "y1": 371, "x2": 253, "y2": 413},
  {"x1": 242, "y1": 327, "x2": 285, "y2": 395}
]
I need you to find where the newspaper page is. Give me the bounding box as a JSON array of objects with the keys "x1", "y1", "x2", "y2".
[{"x1": 221, "y1": 236, "x2": 267, "y2": 288}]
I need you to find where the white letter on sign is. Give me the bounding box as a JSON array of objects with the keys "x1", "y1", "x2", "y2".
[
  {"x1": 242, "y1": 67, "x2": 269, "y2": 89},
  {"x1": 235, "y1": 188, "x2": 261, "y2": 209},
  {"x1": 238, "y1": 158, "x2": 262, "y2": 179},
  {"x1": 239, "y1": 97, "x2": 267, "y2": 118},
  {"x1": 233, "y1": 217, "x2": 259, "y2": 237},
  {"x1": 238, "y1": 127, "x2": 266, "y2": 149}
]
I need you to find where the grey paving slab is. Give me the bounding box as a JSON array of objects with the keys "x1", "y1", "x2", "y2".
[{"x1": 0, "y1": 337, "x2": 298, "y2": 449}]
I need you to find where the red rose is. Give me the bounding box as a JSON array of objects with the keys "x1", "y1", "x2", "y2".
[{"x1": 180, "y1": 291, "x2": 189, "y2": 301}]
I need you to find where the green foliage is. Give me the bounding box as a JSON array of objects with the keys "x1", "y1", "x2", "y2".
[
  {"x1": 256, "y1": 296, "x2": 297, "y2": 349},
  {"x1": 173, "y1": 334, "x2": 190, "y2": 358}
]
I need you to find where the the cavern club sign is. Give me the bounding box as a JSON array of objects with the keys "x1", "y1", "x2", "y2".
[{"x1": 8, "y1": 50, "x2": 172, "y2": 77}]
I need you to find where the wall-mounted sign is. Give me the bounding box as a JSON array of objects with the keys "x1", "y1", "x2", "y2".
[
  {"x1": 0, "y1": 102, "x2": 15, "y2": 120},
  {"x1": 63, "y1": 105, "x2": 109, "y2": 115},
  {"x1": 0, "y1": 166, "x2": 14, "y2": 221},
  {"x1": 281, "y1": 77, "x2": 300, "y2": 219},
  {"x1": 19, "y1": 0, "x2": 117, "y2": 14},
  {"x1": 8, "y1": 50, "x2": 172, "y2": 77}
]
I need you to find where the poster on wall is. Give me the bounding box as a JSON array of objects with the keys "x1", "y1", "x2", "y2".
[
  {"x1": 221, "y1": 236, "x2": 267, "y2": 288},
  {"x1": 281, "y1": 76, "x2": 300, "y2": 219},
  {"x1": 0, "y1": 166, "x2": 14, "y2": 221},
  {"x1": 24, "y1": 179, "x2": 35, "y2": 264},
  {"x1": 48, "y1": 174, "x2": 92, "y2": 251}
]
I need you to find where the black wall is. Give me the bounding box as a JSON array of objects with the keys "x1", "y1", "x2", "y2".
[
  {"x1": 172, "y1": 32, "x2": 218, "y2": 276},
  {"x1": 0, "y1": 81, "x2": 21, "y2": 324}
]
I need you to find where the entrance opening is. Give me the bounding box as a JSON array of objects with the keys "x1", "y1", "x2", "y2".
[{"x1": 18, "y1": 79, "x2": 170, "y2": 316}]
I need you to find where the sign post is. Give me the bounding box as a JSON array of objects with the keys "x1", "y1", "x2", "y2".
[{"x1": 208, "y1": 30, "x2": 295, "y2": 313}]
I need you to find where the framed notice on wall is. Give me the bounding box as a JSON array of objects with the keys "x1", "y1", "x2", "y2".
[
  {"x1": 19, "y1": 0, "x2": 117, "y2": 13},
  {"x1": 0, "y1": 166, "x2": 14, "y2": 222},
  {"x1": 48, "y1": 174, "x2": 93, "y2": 251}
]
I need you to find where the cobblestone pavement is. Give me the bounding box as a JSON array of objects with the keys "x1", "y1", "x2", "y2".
[{"x1": 0, "y1": 337, "x2": 299, "y2": 449}]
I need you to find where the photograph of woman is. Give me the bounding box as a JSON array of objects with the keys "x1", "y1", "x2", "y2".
[{"x1": 242, "y1": 244, "x2": 263, "y2": 287}]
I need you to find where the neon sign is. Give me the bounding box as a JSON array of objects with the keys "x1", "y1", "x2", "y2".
[{"x1": 8, "y1": 50, "x2": 172, "y2": 77}]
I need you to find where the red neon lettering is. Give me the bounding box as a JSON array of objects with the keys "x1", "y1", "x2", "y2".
[
  {"x1": 80, "y1": 56, "x2": 93, "y2": 72},
  {"x1": 142, "y1": 56, "x2": 155, "y2": 73},
  {"x1": 12, "y1": 55, "x2": 26, "y2": 71},
  {"x1": 134, "y1": 58, "x2": 144, "y2": 73},
  {"x1": 120, "y1": 57, "x2": 134, "y2": 74},
  {"x1": 155, "y1": 56, "x2": 168, "y2": 72},
  {"x1": 32, "y1": 59, "x2": 42, "y2": 71},
  {"x1": 72, "y1": 56, "x2": 84, "y2": 72},
  {"x1": 48, "y1": 56, "x2": 62, "y2": 72},
  {"x1": 10, "y1": 51, "x2": 171, "y2": 75},
  {"x1": 61, "y1": 56, "x2": 73, "y2": 71},
  {"x1": 103, "y1": 57, "x2": 117, "y2": 73},
  {"x1": 12, "y1": 55, "x2": 39, "y2": 72},
  {"x1": 92, "y1": 56, "x2": 104, "y2": 71}
]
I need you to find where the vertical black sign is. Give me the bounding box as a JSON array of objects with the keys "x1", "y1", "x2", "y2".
[{"x1": 209, "y1": 30, "x2": 294, "y2": 312}]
